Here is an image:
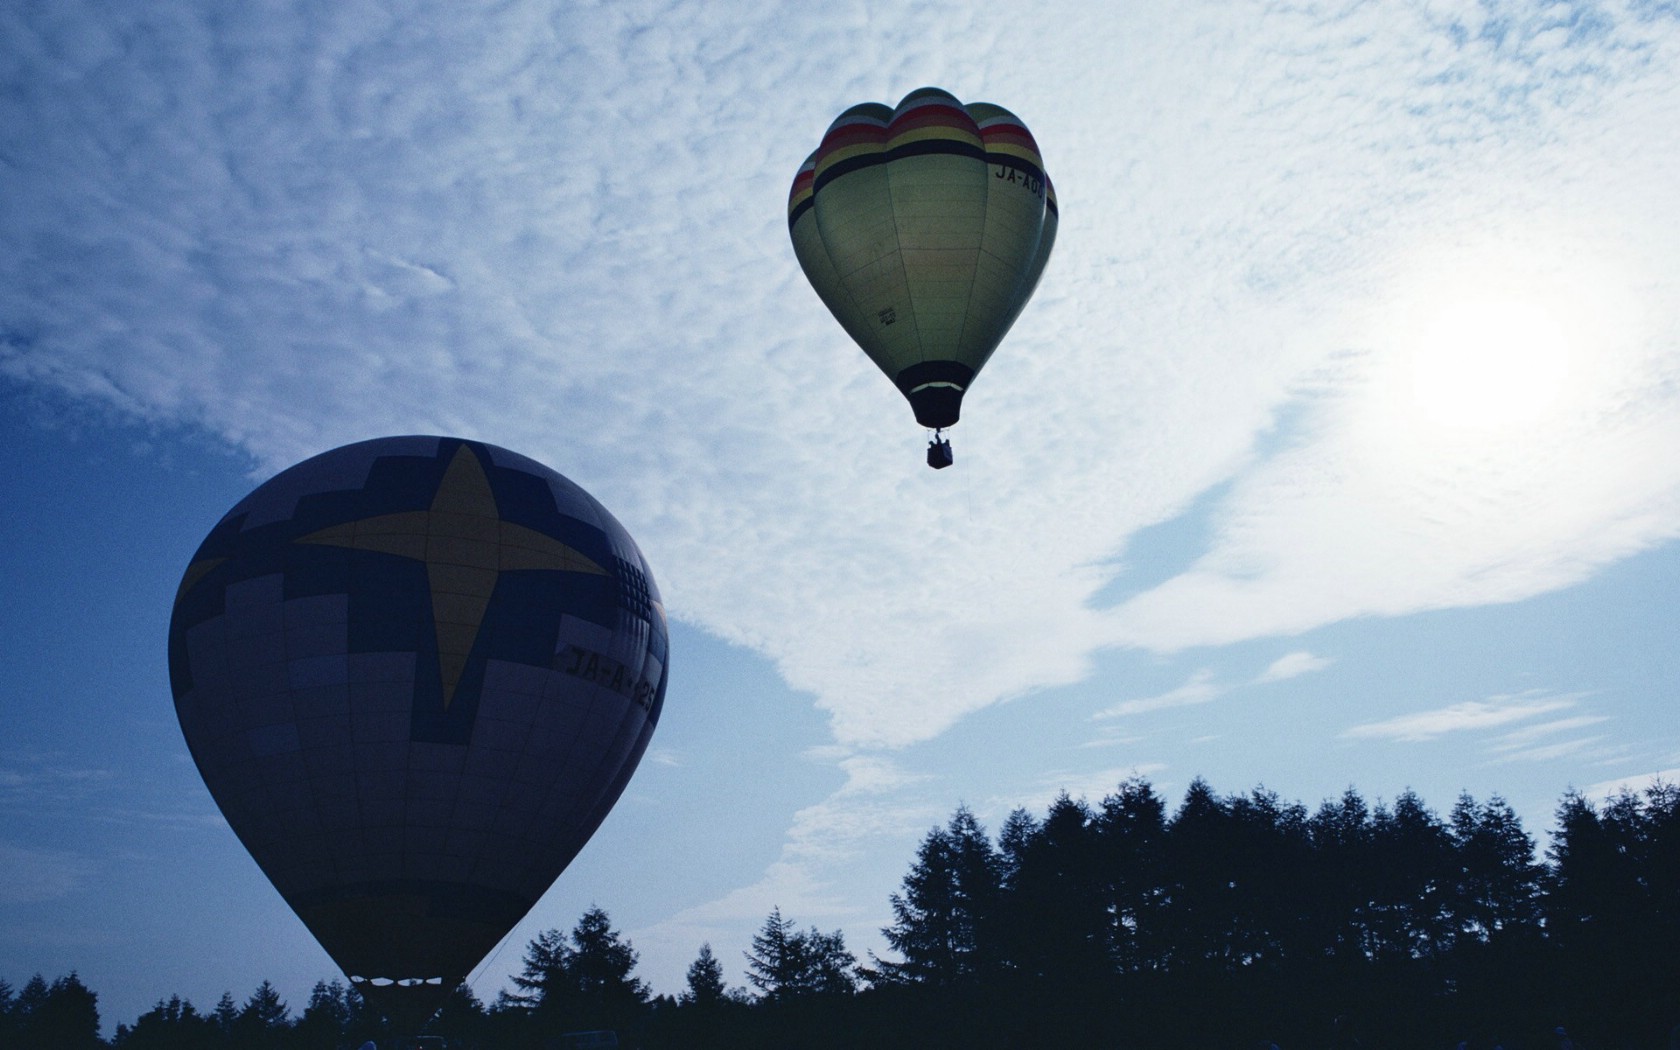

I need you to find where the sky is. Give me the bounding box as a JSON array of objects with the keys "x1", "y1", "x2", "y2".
[{"x1": 4, "y1": 0, "x2": 1680, "y2": 1033}]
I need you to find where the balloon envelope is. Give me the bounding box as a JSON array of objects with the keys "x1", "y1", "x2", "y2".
[
  {"x1": 788, "y1": 86, "x2": 1058, "y2": 429},
  {"x1": 168, "y1": 436, "x2": 668, "y2": 1027}
]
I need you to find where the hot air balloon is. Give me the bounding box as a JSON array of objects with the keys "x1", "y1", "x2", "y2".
[
  {"x1": 788, "y1": 86, "x2": 1058, "y2": 468},
  {"x1": 168, "y1": 436, "x2": 668, "y2": 1035}
]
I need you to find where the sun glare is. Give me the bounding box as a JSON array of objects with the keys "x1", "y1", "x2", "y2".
[{"x1": 1408, "y1": 298, "x2": 1571, "y2": 428}]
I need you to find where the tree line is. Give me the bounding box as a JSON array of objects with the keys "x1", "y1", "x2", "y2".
[{"x1": 7, "y1": 775, "x2": 1677, "y2": 1049}]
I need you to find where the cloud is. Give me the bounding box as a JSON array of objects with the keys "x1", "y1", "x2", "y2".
[
  {"x1": 1486, "y1": 716, "x2": 1615, "y2": 763},
  {"x1": 1343, "y1": 692, "x2": 1583, "y2": 743},
  {"x1": 1094, "y1": 670, "x2": 1222, "y2": 720},
  {"x1": 4, "y1": 1, "x2": 1680, "y2": 761},
  {"x1": 1584, "y1": 768, "x2": 1680, "y2": 803},
  {"x1": 1255, "y1": 651, "x2": 1332, "y2": 684},
  {"x1": 832, "y1": 755, "x2": 934, "y2": 797},
  {"x1": 0, "y1": 759, "x2": 114, "y2": 807},
  {"x1": 0, "y1": 840, "x2": 97, "y2": 903}
]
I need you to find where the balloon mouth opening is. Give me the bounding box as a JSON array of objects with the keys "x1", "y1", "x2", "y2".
[
  {"x1": 350, "y1": 976, "x2": 454, "y2": 988},
  {"x1": 896, "y1": 361, "x2": 974, "y2": 429}
]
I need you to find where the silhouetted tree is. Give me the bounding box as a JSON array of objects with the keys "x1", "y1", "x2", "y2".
[
  {"x1": 1164, "y1": 778, "x2": 1243, "y2": 972},
  {"x1": 682, "y1": 943, "x2": 729, "y2": 1007},
  {"x1": 512, "y1": 906, "x2": 648, "y2": 1040},
  {"x1": 9, "y1": 972, "x2": 102, "y2": 1050},
  {"x1": 113, "y1": 994, "x2": 217, "y2": 1050},
  {"x1": 1545, "y1": 783, "x2": 1680, "y2": 1046},
  {"x1": 1095, "y1": 776, "x2": 1170, "y2": 973},
  {"x1": 211, "y1": 990, "x2": 238, "y2": 1041},
  {"x1": 233, "y1": 980, "x2": 289, "y2": 1049},
  {"x1": 1002, "y1": 793, "x2": 1111, "y2": 983},
  {"x1": 744, "y1": 907, "x2": 801, "y2": 1001},
  {"x1": 1449, "y1": 792, "x2": 1543, "y2": 944},
  {"x1": 1367, "y1": 789, "x2": 1455, "y2": 961},
  {"x1": 429, "y1": 981, "x2": 489, "y2": 1048},
  {"x1": 1307, "y1": 786, "x2": 1376, "y2": 964},
  {"x1": 745, "y1": 908, "x2": 857, "y2": 1001},
  {"x1": 509, "y1": 926, "x2": 570, "y2": 1008},
  {"x1": 877, "y1": 805, "x2": 1002, "y2": 987},
  {"x1": 293, "y1": 979, "x2": 352, "y2": 1048}
]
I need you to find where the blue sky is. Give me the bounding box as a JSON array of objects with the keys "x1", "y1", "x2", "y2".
[{"x1": 5, "y1": 0, "x2": 1680, "y2": 1033}]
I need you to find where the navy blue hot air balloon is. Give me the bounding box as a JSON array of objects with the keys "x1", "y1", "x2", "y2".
[{"x1": 168, "y1": 436, "x2": 668, "y2": 1032}]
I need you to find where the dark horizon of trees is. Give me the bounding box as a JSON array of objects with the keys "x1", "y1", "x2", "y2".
[{"x1": 7, "y1": 775, "x2": 1677, "y2": 1050}]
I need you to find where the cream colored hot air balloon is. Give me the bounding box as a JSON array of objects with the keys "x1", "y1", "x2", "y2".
[{"x1": 788, "y1": 87, "x2": 1058, "y2": 468}]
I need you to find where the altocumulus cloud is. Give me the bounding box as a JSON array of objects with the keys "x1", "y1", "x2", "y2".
[{"x1": 4, "y1": 0, "x2": 1680, "y2": 760}]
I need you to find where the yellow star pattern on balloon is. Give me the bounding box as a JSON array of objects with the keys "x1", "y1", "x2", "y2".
[{"x1": 295, "y1": 444, "x2": 607, "y2": 709}]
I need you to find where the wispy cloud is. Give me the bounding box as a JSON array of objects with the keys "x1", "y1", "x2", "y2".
[
  {"x1": 1485, "y1": 716, "x2": 1614, "y2": 764},
  {"x1": 1584, "y1": 768, "x2": 1680, "y2": 802},
  {"x1": 0, "y1": 840, "x2": 97, "y2": 903},
  {"x1": 1255, "y1": 651, "x2": 1332, "y2": 683},
  {"x1": 1094, "y1": 670, "x2": 1222, "y2": 719},
  {"x1": 0, "y1": 759, "x2": 114, "y2": 808},
  {"x1": 1343, "y1": 692, "x2": 1583, "y2": 743}
]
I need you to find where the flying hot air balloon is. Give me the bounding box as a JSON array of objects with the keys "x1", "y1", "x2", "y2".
[
  {"x1": 788, "y1": 87, "x2": 1058, "y2": 468},
  {"x1": 168, "y1": 436, "x2": 668, "y2": 1035}
]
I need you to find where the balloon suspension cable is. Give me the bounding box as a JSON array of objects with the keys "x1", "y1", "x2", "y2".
[{"x1": 926, "y1": 428, "x2": 954, "y2": 470}]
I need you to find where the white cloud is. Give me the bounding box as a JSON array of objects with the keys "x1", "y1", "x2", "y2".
[
  {"x1": 5, "y1": 0, "x2": 1675, "y2": 757},
  {"x1": 1490, "y1": 716, "x2": 1612, "y2": 753},
  {"x1": 1584, "y1": 768, "x2": 1680, "y2": 803},
  {"x1": 1343, "y1": 693, "x2": 1583, "y2": 743},
  {"x1": 1094, "y1": 670, "x2": 1222, "y2": 719},
  {"x1": 833, "y1": 755, "x2": 934, "y2": 797},
  {"x1": 1255, "y1": 651, "x2": 1332, "y2": 684},
  {"x1": 643, "y1": 748, "x2": 681, "y2": 768}
]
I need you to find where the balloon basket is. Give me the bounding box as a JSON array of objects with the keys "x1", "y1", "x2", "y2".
[{"x1": 927, "y1": 436, "x2": 953, "y2": 469}]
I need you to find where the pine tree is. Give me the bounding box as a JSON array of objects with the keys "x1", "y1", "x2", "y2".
[
  {"x1": 745, "y1": 906, "x2": 802, "y2": 1000},
  {"x1": 233, "y1": 979, "x2": 290, "y2": 1050},
  {"x1": 879, "y1": 805, "x2": 1002, "y2": 987},
  {"x1": 512, "y1": 906, "x2": 647, "y2": 1037},
  {"x1": 1096, "y1": 776, "x2": 1169, "y2": 973},
  {"x1": 1449, "y1": 792, "x2": 1541, "y2": 943},
  {"x1": 294, "y1": 979, "x2": 352, "y2": 1048},
  {"x1": 744, "y1": 908, "x2": 857, "y2": 1000},
  {"x1": 13, "y1": 973, "x2": 103, "y2": 1050},
  {"x1": 113, "y1": 995, "x2": 215, "y2": 1050},
  {"x1": 681, "y1": 944, "x2": 729, "y2": 1007},
  {"x1": 0, "y1": 979, "x2": 13, "y2": 1049},
  {"x1": 566, "y1": 905, "x2": 649, "y2": 1031},
  {"x1": 800, "y1": 928, "x2": 858, "y2": 996},
  {"x1": 510, "y1": 926, "x2": 571, "y2": 1007},
  {"x1": 211, "y1": 990, "x2": 238, "y2": 1041}
]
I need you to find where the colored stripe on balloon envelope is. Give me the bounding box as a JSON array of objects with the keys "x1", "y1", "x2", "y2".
[{"x1": 787, "y1": 156, "x2": 816, "y2": 226}]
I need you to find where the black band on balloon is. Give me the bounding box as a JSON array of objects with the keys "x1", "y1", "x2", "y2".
[
  {"x1": 795, "y1": 148, "x2": 1054, "y2": 229},
  {"x1": 788, "y1": 195, "x2": 814, "y2": 229},
  {"x1": 811, "y1": 139, "x2": 989, "y2": 196}
]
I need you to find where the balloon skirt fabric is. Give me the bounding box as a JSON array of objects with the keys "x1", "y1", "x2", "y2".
[{"x1": 168, "y1": 436, "x2": 668, "y2": 995}]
